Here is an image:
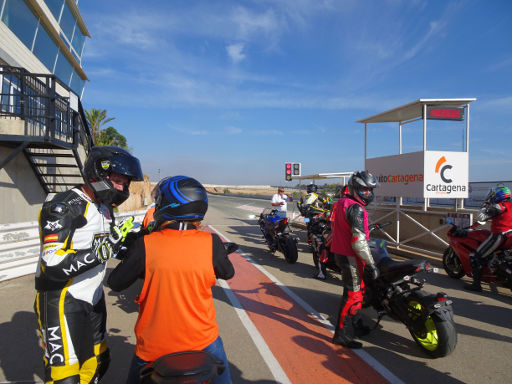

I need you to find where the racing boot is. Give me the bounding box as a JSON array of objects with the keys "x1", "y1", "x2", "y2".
[
  {"x1": 352, "y1": 316, "x2": 371, "y2": 337},
  {"x1": 464, "y1": 267, "x2": 482, "y2": 292},
  {"x1": 332, "y1": 319, "x2": 362, "y2": 349}
]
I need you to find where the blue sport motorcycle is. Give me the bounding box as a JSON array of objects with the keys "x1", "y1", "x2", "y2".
[{"x1": 258, "y1": 208, "x2": 299, "y2": 263}]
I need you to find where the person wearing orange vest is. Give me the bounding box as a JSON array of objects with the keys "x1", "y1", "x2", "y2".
[
  {"x1": 107, "y1": 176, "x2": 235, "y2": 384},
  {"x1": 330, "y1": 171, "x2": 379, "y2": 349}
]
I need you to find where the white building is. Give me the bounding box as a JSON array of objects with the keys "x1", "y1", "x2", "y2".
[{"x1": 0, "y1": 0, "x2": 92, "y2": 224}]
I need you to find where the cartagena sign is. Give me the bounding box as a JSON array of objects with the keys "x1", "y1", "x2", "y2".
[
  {"x1": 366, "y1": 152, "x2": 424, "y2": 198},
  {"x1": 424, "y1": 151, "x2": 468, "y2": 198},
  {"x1": 366, "y1": 151, "x2": 468, "y2": 199}
]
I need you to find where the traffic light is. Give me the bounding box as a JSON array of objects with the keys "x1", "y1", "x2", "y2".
[
  {"x1": 292, "y1": 163, "x2": 301, "y2": 177},
  {"x1": 285, "y1": 162, "x2": 301, "y2": 181},
  {"x1": 285, "y1": 163, "x2": 292, "y2": 181}
]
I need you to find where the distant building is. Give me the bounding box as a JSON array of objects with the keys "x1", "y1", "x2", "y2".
[{"x1": 0, "y1": 0, "x2": 93, "y2": 224}]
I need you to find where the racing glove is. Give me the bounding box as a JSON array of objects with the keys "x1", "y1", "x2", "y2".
[
  {"x1": 110, "y1": 216, "x2": 135, "y2": 245},
  {"x1": 366, "y1": 263, "x2": 379, "y2": 280},
  {"x1": 95, "y1": 217, "x2": 135, "y2": 263}
]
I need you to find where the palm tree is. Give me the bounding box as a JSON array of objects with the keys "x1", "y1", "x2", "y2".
[{"x1": 85, "y1": 108, "x2": 115, "y2": 142}]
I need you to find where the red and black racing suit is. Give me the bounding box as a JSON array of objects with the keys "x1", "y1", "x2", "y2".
[
  {"x1": 330, "y1": 196, "x2": 375, "y2": 337},
  {"x1": 34, "y1": 187, "x2": 113, "y2": 384},
  {"x1": 471, "y1": 200, "x2": 512, "y2": 268}
]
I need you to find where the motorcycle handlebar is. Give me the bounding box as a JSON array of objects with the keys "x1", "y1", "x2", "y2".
[{"x1": 369, "y1": 221, "x2": 392, "y2": 232}]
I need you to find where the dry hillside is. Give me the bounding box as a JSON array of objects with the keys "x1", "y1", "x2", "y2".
[{"x1": 117, "y1": 175, "x2": 154, "y2": 212}]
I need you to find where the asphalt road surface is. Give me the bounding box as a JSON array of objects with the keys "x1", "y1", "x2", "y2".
[{"x1": 1, "y1": 194, "x2": 511, "y2": 383}]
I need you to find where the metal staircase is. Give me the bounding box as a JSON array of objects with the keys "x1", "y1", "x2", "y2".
[{"x1": 0, "y1": 65, "x2": 93, "y2": 194}]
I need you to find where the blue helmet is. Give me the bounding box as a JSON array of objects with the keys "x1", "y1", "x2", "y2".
[
  {"x1": 486, "y1": 185, "x2": 511, "y2": 204},
  {"x1": 153, "y1": 176, "x2": 208, "y2": 222}
]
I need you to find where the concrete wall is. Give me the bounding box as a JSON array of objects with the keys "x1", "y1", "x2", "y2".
[{"x1": 0, "y1": 145, "x2": 47, "y2": 224}]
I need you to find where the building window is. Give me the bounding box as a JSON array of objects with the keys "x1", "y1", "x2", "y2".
[
  {"x1": 55, "y1": 50, "x2": 73, "y2": 85},
  {"x1": 59, "y1": 1, "x2": 75, "y2": 43},
  {"x1": 33, "y1": 23, "x2": 59, "y2": 72},
  {"x1": 71, "y1": 28, "x2": 86, "y2": 59},
  {"x1": 69, "y1": 70, "x2": 85, "y2": 96},
  {"x1": 1, "y1": 0, "x2": 38, "y2": 49},
  {"x1": 45, "y1": 0, "x2": 64, "y2": 22}
]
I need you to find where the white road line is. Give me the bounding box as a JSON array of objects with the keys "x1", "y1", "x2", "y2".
[
  {"x1": 210, "y1": 225, "x2": 291, "y2": 384},
  {"x1": 209, "y1": 225, "x2": 405, "y2": 384}
]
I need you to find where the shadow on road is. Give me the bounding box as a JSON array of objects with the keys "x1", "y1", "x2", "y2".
[{"x1": 0, "y1": 310, "x2": 43, "y2": 383}]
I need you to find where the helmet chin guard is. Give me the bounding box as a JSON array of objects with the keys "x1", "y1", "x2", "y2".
[{"x1": 83, "y1": 146, "x2": 143, "y2": 206}]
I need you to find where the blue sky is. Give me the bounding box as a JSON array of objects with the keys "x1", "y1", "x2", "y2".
[{"x1": 79, "y1": 0, "x2": 512, "y2": 185}]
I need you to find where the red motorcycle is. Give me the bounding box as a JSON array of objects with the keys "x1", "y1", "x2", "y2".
[{"x1": 443, "y1": 220, "x2": 512, "y2": 289}]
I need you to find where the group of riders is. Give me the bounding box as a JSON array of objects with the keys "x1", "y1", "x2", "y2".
[
  {"x1": 33, "y1": 143, "x2": 512, "y2": 383},
  {"x1": 297, "y1": 177, "x2": 512, "y2": 294}
]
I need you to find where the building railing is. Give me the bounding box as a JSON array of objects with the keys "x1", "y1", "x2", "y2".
[{"x1": 0, "y1": 65, "x2": 93, "y2": 151}]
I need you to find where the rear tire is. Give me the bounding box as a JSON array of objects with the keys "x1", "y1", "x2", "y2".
[
  {"x1": 407, "y1": 291, "x2": 457, "y2": 358},
  {"x1": 442, "y1": 247, "x2": 465, "y2": 279},
  {"x1": 282, "y1": 236, "x2": 298, "y2": 264}
]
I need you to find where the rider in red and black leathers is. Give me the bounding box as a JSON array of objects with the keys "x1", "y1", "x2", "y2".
[
  {"x1": 330, "y1": 171, "x2": 379, "y2": 349},
  {"x1": 34, "y1": 146, "x2": 143, "y2": 384},
  {"x1": 464, "y1": 185, "x2": 512, "y2": 292}
]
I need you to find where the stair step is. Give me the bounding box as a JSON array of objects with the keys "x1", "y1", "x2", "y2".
[
  {"x1": 28, "y1": 152, "x2": 75, "y2": 158},
  {"x1": 44, "y1": 182, "x2": 81, "y2": 186},
  {"x1": 41, "y1": 173, "x2": 82, "y2": 177},
  {"x1": 32, "y1": 163, "x2": 79, "y2": 168}
]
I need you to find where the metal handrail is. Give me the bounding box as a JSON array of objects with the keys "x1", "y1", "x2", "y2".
[{"x1": 0, "y1": 65, "x2": 93, "y2": 150}]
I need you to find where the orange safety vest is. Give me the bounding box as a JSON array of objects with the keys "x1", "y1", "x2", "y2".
[{"x1": 134, "y1": 228, "x2": 218, "y2": 361}]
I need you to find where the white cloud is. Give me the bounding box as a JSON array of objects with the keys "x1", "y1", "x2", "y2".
[
  {"x1": 170, "y1": 126, "x2": 209, "y2": 136},
  {"x1": 226, "y1": 43, "x2": 246, "y2": 63},
  {"x1": 487, "y1": 56, "x2": 512, "y2": 71},
  {"x1": 231, "y1": 6, "x2": 280, "y2": 40},
  {"x1": 478, "y1": 96, "x2": 512, "y2": 110},
  {"x1": 225, "y1": 126, "x2": 243, "y2": 134}
]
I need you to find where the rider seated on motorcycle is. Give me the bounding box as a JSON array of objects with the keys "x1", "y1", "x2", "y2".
[
  {"x1": 298, "y1": 183, "x2": 330, "y2": 241},
  {"x1": 297, "y1": 184, "x2": 330, "y2": 218},
  {"x1": 462, "y1": 185, "x2": 512, "y2": 292},
  {"x1": 108, "y1": 176, "x2": 235, "y2": 384},
  {"x1": 330, "y1": 171, "x2": 380, "y2": 349}
]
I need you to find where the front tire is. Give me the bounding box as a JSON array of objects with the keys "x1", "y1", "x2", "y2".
[
  {"x1": 406, "y1": 291, "x2": 457, "y2": 358},
  {"x1": 281, "y1": 236, "x2": 298, "y2": 264},
  {"x1": 442, "y1": 247, "x2": 465, "y2": 279}
]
